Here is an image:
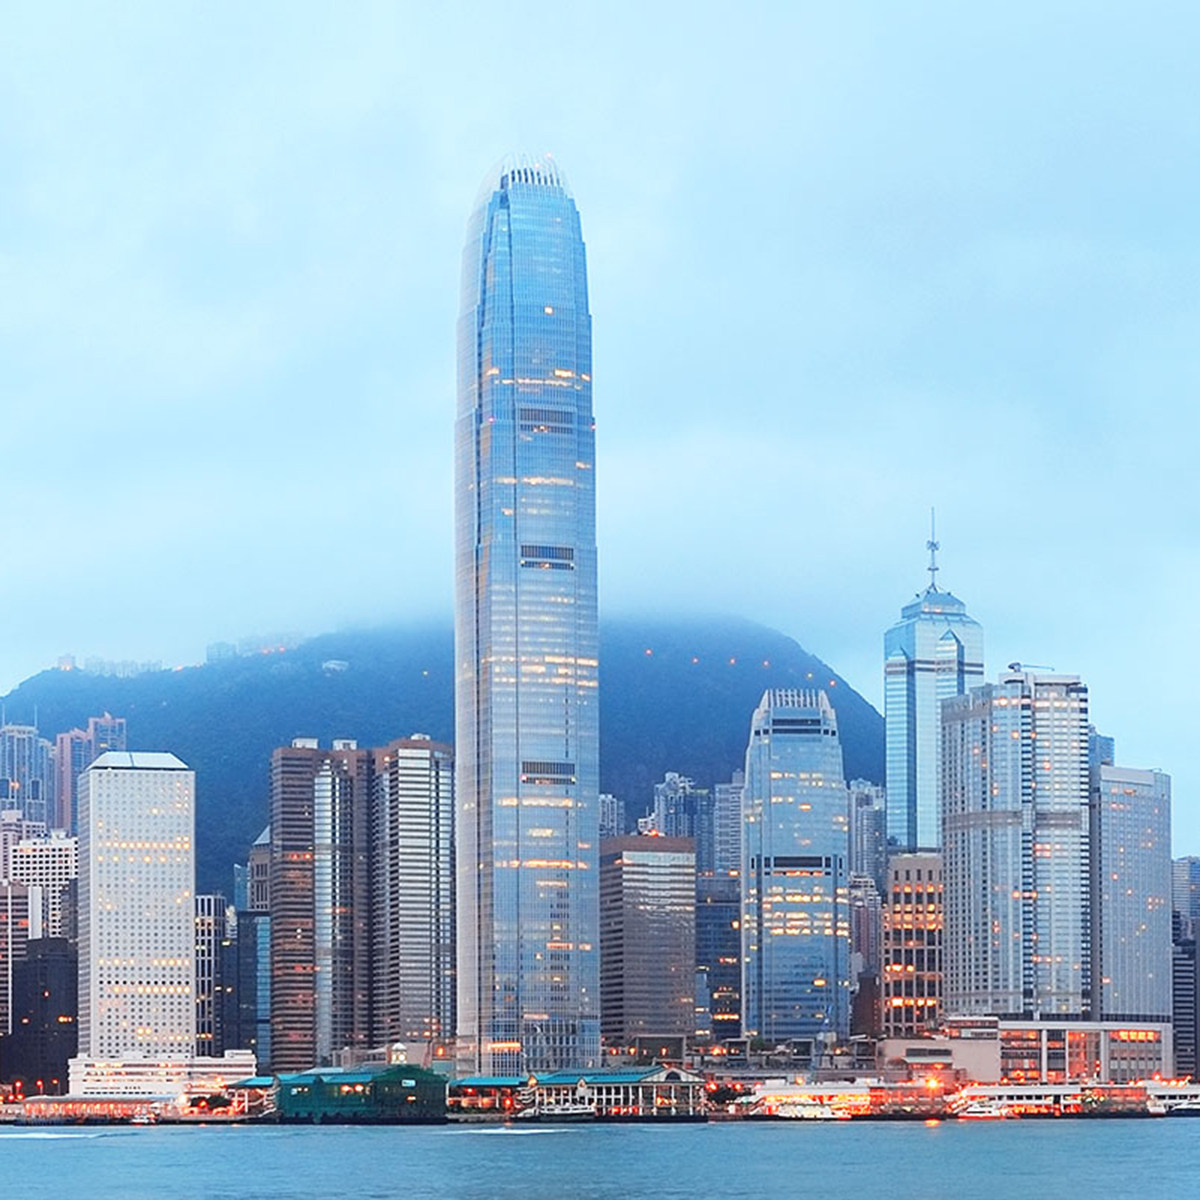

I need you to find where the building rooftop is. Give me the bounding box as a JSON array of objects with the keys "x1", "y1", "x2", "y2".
[
  {"x1": 89, "y1": 751, "x2": 189, "y2": 771},
  {"x1": 476, "y1": 152, "x2": 571, "y2": 205},
  {"x1": 898, "y1": 585, "x2": 975, "y2": 622}
]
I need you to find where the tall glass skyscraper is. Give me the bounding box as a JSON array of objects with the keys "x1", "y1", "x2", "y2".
[
  {"x1": 741, "y1": 689, "x2": 851, "y2": 1046},
  {"x1": 884, "y1": 535, "x2": 983, "y2": 851},
  {"x1": 454, "y1": 155, "x2": 599, "y2": 1074},
  {"x1": 1090, "y1": 765, "x2": 1172, "y2": 1023},
  {"x1": 942, "y1": 670, "x2": 1091, "y2": 1018}
]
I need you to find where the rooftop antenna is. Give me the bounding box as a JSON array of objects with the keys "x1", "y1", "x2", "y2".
[{"x1": 926, "y1": 507, "x2": 940, "y2": 591}]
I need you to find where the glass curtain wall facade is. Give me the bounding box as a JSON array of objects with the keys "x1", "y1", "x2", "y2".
[
  {"x1": 885, "y1": 581, "x2": 983, "y2": 852},
  {"x1": 370, "y1": 736, "x2": 456, "y2": 1050},
  {"x1": 1090, "y1": 765, "x2": 1172, "y2": 1022},
  {"x1": 1174, "y1": 857, "x2": 1200, "y2": 926},
  {"x1": 0, "y1": 725, "x2": 56, "y2": 828},
  {"x1": 455, "y1": 155, "x2": 599, "y2": 1074},
  {"x1": 599, "y1": 836, "x2": 696, "y2": 1044},
  {"x1": 942, "y1": 671, "x2": 1091, "y2": 1018},
  {"x1": 742, "y1": 689, "x2": 851, "y2": 1044}
]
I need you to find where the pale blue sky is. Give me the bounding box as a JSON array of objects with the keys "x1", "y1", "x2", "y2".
[{"x1": 2, "y1": 3, "x2": 1197, "y2": 842}]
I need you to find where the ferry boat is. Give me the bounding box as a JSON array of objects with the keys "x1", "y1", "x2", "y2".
[
  {"x1": 775, "y1": 1102, "x2": 850, "y2": 1121},
  {"x1": 956, "y1": 1100, "x2": 1011, "y2": 1120},
  {"x1": 515, "y1": 1102, "x2": 596, "y2": 1122}
]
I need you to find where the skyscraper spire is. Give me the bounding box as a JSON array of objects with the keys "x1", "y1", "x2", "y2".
[
  {"x1": 926, "y1": 507, "x2": 939, "y2": 592},
  {"x1": 884, "y1": 509, "x2": 984, "y2": 853}
]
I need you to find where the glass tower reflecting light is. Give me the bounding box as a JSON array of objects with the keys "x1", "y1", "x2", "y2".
[
  {"x1": 942, "y1": 670, "x2": 1090, "y2": 1017},
  {"x1": 455, "y1": 154, "x2": 599, "y2": 1074},
  {"x1": 884, "y1": 529, "x2": 983, "y2": 852},
  {"x1": 742, "y1": 689, "x2": 852, "y2": 1045}
]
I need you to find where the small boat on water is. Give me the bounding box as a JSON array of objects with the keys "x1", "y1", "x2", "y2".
[
  {"x1": 514, "y1": 1102, "x2": 595, "y2": 1123},
  {"x1": 775, "y1": 1102, "x2": 849, "y2": 1121},
  {"x1": 1166, "y1": 1100, "x2": 1200, "y2": 1117},
  {"x1": 956, "y1": 1100, "x2": 1011, "y2": 1121}
]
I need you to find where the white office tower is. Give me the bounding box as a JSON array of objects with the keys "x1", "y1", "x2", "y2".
[
  {"x1": 942, "y1": 670, "x2": 1090, "y2": 1018},
  {"x1": 70, "y1": 752, "x2": 253, "y2": 1097},
  {"x1": 8, "y1": 829, "x2": 77, "y2": 938}
]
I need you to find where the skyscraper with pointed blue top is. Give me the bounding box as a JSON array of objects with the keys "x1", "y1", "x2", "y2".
[{"x1": 884, "y1": 519, "x2": 983, "y2": 851}]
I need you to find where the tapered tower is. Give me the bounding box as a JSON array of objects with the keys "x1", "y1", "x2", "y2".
[{"x1": 454, "y1": 155, "x2": 599, "y2": 1074}]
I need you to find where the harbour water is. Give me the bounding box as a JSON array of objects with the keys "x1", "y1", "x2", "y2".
[{"x1": 1, "y1": 1120, "x2": 1196, "y2": 1199}]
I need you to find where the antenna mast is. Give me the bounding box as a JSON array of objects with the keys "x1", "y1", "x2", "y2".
[{"x1": 926, "y1": 507, "x2": 940, "y2": 591}]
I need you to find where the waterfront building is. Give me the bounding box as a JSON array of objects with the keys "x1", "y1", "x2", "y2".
[
  {"x1": 195, "y1": 894, "x2": 228, "y2": 1057},
  {"x1": 0, "y1": 936, "x2": 77, "y2": 1094},
  {"x1": 248, "y1": 1062, "x2": 448, "y2": 1123},
  {"x1": 600, "y1": 835, "x2": 695, "y2": 1045},
  {"x1": 848, "y1": 779, "x2": 887, "y2": 890},
  {"x1": 234, "y1": 909, "x2": 271, "y2": 1068},
  {"x1": 8, "y1": 829, "x2": 77, "y2": 939},
  {"x1": 1174, "y1": 856, "x2": 1200, "y2": 925},
  {"x1": 0, "y1": 724, "x2": 56, "y2": 827},
  {"x1": 0, "y1": 882, "x2": 31, "y2": 1034},
  {"x1": 1172, "y1": 936, "x2": 1199, "y2": 1078},
  {"x1": 1090, "y1": 766, "x2": 1171, "y2": 1023},
  {"x1": 879, "y1": 1012, "x2": 1174, "y2": 1085},
  {"x1": 696, "y1": 873, "x2": 742, "y2": 1042},
  {"x1": 599, "y1": 793, "x2": 625, "y2": 841},
  {"x1": 884, "y1": 534, "x2": 983, "y2": 852},
  {"x1": 713, "y1": 770, "x2": 744, "y2": 877},
  {"x1": 942, "y1": 670, "x2": 1091, "y2": 1018},
  {"x1": 448, "y1": 1065, "x2": 706, "y2": 1119},
  {"x1": 742, "y1": 689, "x2": 851, "y2": 1044},
  {"x1": 68, "y1": 751, "x2": 254, "y2": 1096},
  {"x1": 75, "y1": 752, "x2": 196, "y2": 1061},
  {"x1": 229, "y1": 829, "x2": 272, "y2": 1066},
  {"x1": 880, "y1": 852, "x2": 944, "y2": 1038},
  {"x1": 269, "y1": 738, "x2": 370, "y2": 1072},
  {"x1": 370, "y1": 735, "x2": 455, "y2": 1050},
  {"x1": 996, "y1": 1018, "x2": 1172, "y2": 1084},
  {"x1": 454, "y1": 154, "x2": 599, "y2": 1074}
]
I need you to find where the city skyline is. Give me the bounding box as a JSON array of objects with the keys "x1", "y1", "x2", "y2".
[
  {"x1": 5, "y1": 4, "x2": 1200, "y2": 1146},
  {"x1": 1, "y1": 4, "x2": 1197, "y2": 848}
]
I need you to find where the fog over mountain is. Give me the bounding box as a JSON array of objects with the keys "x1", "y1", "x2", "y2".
[{"x1": 2, "y1": 615, "x2": 883, "y2": 892}]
